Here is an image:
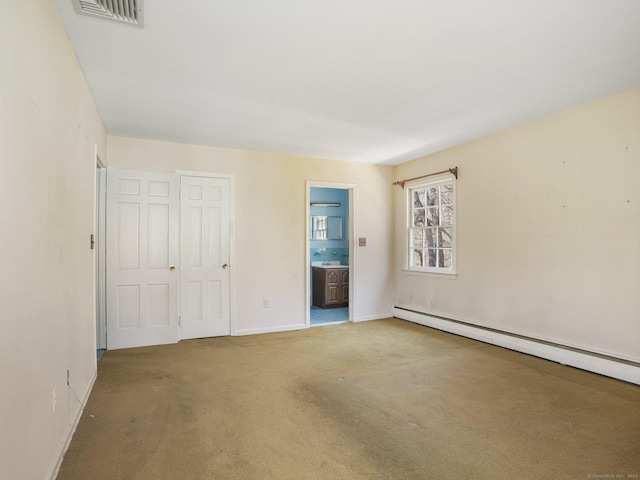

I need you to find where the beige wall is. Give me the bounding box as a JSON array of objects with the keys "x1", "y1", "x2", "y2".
[
  {"x1": 394, "y1": 88, "x2": 640, "y2": 362},
  {"x1": 0, "y1": 1, "x2": 108, "y2": 479},
  {"x1": 108, "y1": 136, "x2": 395, "y2": 332},
  {"x1": 2, "y1": 3, "x2": 637, "y2": 478}
]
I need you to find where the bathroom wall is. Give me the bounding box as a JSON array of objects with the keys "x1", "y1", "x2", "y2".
[{"x1": 310, "y1": 187, "x2": 350, "y2": 265}]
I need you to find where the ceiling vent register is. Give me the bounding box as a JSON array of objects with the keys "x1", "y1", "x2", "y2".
[{"x1": 71, "y1": 0, "x2": 144, "y2": 27}]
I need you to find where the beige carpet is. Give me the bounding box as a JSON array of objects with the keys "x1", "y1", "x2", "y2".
[{"x1": 57, "y1": 319, "x2": 640, "y2": 480}]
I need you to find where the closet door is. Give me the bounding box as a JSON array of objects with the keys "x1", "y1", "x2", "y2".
[
  {"x1": 106, "y1": 169, "x2": 180, "y2": 349},
  {"x1": 179, "y1": 176, "x2": 231, "y2": 339}
]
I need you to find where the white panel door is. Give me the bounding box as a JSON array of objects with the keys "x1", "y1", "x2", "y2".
[
  {"x1": 106, "y1": 169, "x2": 180, "y2": 349},
  {"x1": 180, "y1": 176, "x2": 231, "y2": 339}
]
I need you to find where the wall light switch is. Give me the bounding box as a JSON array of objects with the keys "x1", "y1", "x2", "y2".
[{"x1": 358, "y1": 238, "x2": 366, "y2": 247}]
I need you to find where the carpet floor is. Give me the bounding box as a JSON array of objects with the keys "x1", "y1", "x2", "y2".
[{"x1": 57, "y1": 319, "x2": 640, "y2": 480}]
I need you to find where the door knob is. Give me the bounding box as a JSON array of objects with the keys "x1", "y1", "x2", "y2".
[
  {"x1": 222, "y1": 263, "x2": 229, "y2": 269},
  {"x1": 170, "y1": 265, "x2": 176, "y2": 271}
]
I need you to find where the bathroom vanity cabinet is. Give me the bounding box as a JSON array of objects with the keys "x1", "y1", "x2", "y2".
[{"x1": 312, "y1": 266, "x2": 349, "y2": 308}]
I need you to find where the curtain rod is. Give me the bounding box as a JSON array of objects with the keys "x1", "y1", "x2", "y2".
[{"x1": 392, "y1": 167, "x2": 458, "y2": 189}]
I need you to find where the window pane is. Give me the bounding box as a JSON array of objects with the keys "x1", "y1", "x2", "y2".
[
  {"x1": 411, "y1": 229, "x2": 423, "y2": 248},
  {"x1": 426, "y1": 208, "x2": 439, "y2": 226},
  {"x1": 427, "y1": 249, "x2": 437, "y2": 267},
  {"x1": 408, "y1": 180, "x2": 455, "y2": 272},
  {"x1": 425, "y1": 228, "x2": 436, "y2": 248},
  {"x1": 441, "y1": 248, "x2": 452, "y2": 268},
  {"x1": 441, "y1": 206, "x2": 453, "y2": 226},
  {"x1": 438, "y1": 228, "x2": 452, "y2": 248},
  {"x1": 440, "y1": 184, "x2": 454, "y2": 204},
  {"x1": 426, "y1": 187, "x2": 439, "y2": 206},
  {"x1": 412, "y1": 249, "x2": 424, "y2": 267}
]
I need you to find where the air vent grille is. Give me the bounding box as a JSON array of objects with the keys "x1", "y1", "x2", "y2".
[{"x1": 71, "y1": 0, "x2": 144, "y2": 27}]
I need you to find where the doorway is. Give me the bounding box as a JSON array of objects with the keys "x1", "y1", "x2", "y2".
[
  {"x1": 95, "y1": 157, "x2": 107, "y2": 360},
  {"x1": 306, "y1": 182, "x2": 355, "y2": 326}
]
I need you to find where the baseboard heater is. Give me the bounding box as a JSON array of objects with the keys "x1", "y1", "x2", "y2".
[{"x1": 392, "y1": 307, "x2": 640, "y2": 385}]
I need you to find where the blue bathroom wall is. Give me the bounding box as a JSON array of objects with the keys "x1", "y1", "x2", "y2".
[{"x1": 310, "y1": 187, "x2": 350, "y2": 265}]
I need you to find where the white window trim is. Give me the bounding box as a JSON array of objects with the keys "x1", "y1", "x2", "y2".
[{"x1": 404, "y1": 172, "x2": 457, "y2": 275}]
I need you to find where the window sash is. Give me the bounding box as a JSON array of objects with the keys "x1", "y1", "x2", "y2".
[{"x1": 406, "y1": 178, "x2": 455, "y2": 273}]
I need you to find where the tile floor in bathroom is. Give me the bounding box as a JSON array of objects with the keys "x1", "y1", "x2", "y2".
[{"x1": 310, "y1": 306, "x2": 349, "y2": 325}]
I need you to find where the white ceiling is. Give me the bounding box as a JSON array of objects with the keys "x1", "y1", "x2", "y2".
[{"x1": 53, "y1": 0, "x2": 640, "y2": 165}]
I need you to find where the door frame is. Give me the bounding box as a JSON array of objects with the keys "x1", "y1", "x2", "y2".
[
  {"x1": 94, "y1": 150, "x2": 107, "y2": 350},
  {"x1": 305, "y1": 181, "x2": 356, "y2": 327},
  {"x1": 176, "y1": 170, "x2": 236, "y2": 336}
]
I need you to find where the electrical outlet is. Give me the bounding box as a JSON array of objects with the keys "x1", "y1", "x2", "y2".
[
  {"x1": 263, "y1": 299, "x2": 269, "y2": 308},
  {"x1": 358, "y1": 237, "x2": 366, "y2": 247},
  {"x1": 408, "y1": 291, "x2": 413, "y2": 300},
  {"x1": 52, "y1": 386, "x2": 58, "y2": 412}
]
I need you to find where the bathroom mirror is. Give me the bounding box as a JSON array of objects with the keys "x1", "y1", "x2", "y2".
[{"x1": 311, "y1": 216, "x2": 342, "y2": 240}]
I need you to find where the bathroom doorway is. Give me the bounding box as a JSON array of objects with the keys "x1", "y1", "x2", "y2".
[{"x1": 306, "y1": 182, "x2": 355, "y2": 326}]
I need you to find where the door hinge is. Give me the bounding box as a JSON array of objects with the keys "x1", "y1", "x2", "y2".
[
  {"x1": 178, "y1": 315, "x2": 182, "y2": 326},
  {"x1": 90, "y1": 233, "x2": 95, "y2": 250}
]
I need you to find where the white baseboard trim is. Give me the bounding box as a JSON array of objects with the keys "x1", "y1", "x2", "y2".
[
  {"x1": 392, "y1": 307, "x2": 640, "y2": 385},
  {"x1": 234, "y1": 323, "x2": 307, "y2": 336},
  {"x1": 48, "y1": 369, "x2": 98, "y2": 480},
  {"x1": 355, "y1": 313, "x2": 392, "y2": 322}
]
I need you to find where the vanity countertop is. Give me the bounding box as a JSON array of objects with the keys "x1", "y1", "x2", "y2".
[{"x1": 311, "y1": 262, "x2": 349, "y2": 269}]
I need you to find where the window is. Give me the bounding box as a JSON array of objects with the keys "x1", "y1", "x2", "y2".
[{"x1": 407, "y1": 177, "x2": 455, "y2": 273}]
